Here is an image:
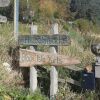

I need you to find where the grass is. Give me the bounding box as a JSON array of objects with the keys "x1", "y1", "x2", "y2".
[
  {"x1": 0, "y1": 21, "x2": 98, "y2": 99},
  {"x1": 0, "y1": 87, "x2": 49, "y2": 100}
]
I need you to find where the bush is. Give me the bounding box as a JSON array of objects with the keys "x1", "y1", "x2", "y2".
[
  {"x1": 75, "y1": 19, "x2": 90, "y2": 33},
  {"x1": 39, "y1": 0, "x2": 57, "y2": 22},
  {"x1": 0, "y1": 87, "x2": 49, "y2": 100}
]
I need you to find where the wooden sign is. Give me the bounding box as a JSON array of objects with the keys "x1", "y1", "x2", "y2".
[
  {"x1": 18, "y1": 35, "x2": 71, "y2": 46},
  {"x1": 0, "y1": 15, "x2": 7, "y2": 23},
  {"x1": 19, "y1": 49, "x2": 80, "y2": 67},
  {"x1": 0, "y1": 0, "x2": 10, "y2": 7}
]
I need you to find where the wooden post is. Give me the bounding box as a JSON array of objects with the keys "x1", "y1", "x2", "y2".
[
  {"x1": 14, "y1": 0, "x2": 19, "y2": 41},
  {"x1": 50, "y1": 23, "x2": 58, "y2": 99},
  {"x1": 30, "y1": 24, "x2": 38, "y2": 92}
]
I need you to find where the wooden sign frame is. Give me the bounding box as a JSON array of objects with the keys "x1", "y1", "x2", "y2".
[{"x1": 18, "y1": 35, "x2": 71, "y2": 46}]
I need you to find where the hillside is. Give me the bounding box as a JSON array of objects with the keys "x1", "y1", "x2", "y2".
[{"x1": 0, "y1": 0, "x2": 100, "y2": 99}]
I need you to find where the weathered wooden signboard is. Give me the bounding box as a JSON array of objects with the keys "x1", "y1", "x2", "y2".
[
  {"x1": 0, "y1": 15, "x2": 7, "y2": 23},
  {"x1": 19, "y1": 49, "x2": 80, "y2": 67},
  {"x1": 18, "y1": 35, "x2": 71, "y2": 46},
  {"x1": 0, "y1": 0, "x2": 10, "y2": 7}
]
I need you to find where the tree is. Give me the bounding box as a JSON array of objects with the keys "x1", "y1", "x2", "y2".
[{"x1": 70, "y1": 0, "x2": 100, "y2": 23}]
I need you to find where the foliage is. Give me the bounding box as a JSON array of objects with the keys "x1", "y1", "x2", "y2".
[
  {"x1": 70, "y1": 0, "x2": 100, "y2": 23},
  {"x1": 0, "y1": 0, "x2": 71, "y2": 23},
  {"x1": 82, "y1": 91, "x2": 98, "y2": 100},
  {"x1": 0, "y1": 21, "x2": 98, "y2": 99},
  {"x1": 0, "y1": 0, "x2": 100, "y2": 97},
  {"x1": 39, "y1": 0, "x2": 56, "y2": 19},
  {"x1": 0, "y1": 87, "x2": 49, "y2": 100},
  {"x1": 91, "y1": 24, "x2": 100, "y2": 34},
  {"x1": 74, "y1": 19, "x2": 90, "y2": 33},
  {"x1": 0, "y1": 0, "x2": 14, "y2": 20},
  {"x1": 56, "y1": 88, "x2": 99, "y2": 100}
]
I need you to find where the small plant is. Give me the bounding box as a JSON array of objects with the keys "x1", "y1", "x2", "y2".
[
  {"x1": 0, "y1": 87, "x2": 49, "y2": 100},
  {"x1": 75, "y1": 19, "x2": 90, "y2": 34},
  {"x1": 39, "y1": 0, "x2": 57, "y2": 22}
]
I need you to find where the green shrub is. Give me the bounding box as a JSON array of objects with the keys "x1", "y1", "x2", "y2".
[
  {"x1": 0, "y1": 87, "x2": 49, "y2": 100},
  {"x1": 63, "y1": 23, "x2": 70, "y2": 31},
  {"x1": 75, "y1": 19, "x2": 90, "y2": 33}
]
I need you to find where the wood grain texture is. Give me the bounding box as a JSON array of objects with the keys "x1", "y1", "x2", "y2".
[{"x1": 19, "y1": 49, "x2": 80, "y2": 67}]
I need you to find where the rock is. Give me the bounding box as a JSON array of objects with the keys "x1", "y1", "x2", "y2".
[{"x1": 3, "y1": 62, "x2": 12, "y2": 73}]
